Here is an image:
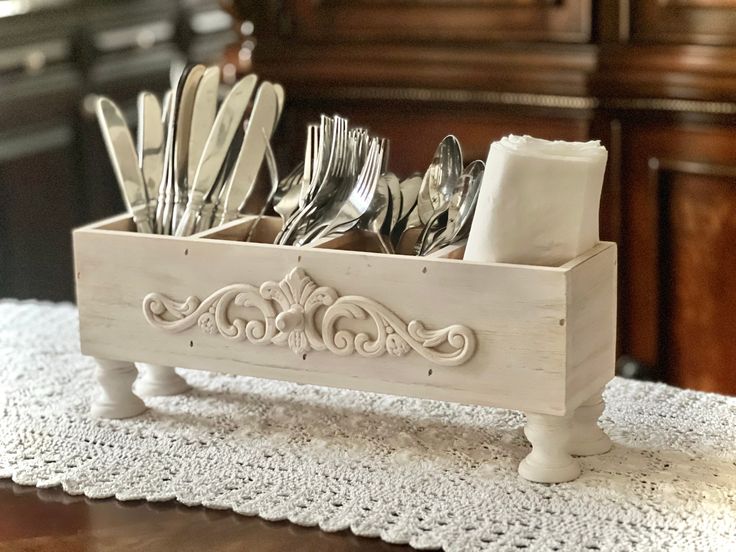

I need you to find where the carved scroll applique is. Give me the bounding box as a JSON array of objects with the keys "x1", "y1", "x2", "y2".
[{"x1": 142, "y1": 268, "x2": 476, "y2": 366}]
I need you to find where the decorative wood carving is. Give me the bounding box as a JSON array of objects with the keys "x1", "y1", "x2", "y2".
[{"x1": 142, "y1": 268, "x2": 477, "y2": 366}]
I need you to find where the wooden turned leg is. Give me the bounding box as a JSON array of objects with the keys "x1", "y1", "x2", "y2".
[
  {"x1": 91, "y1": 359, "x2": 147, "y2": 419},
  {"x1": 569, "y1": 389, "x2": 612, "y2": 456},
  {"x1": 135, "y1": 364, "x2": 191, "y2": 397},
  {"x1": 518, "y1": 413, "x2": 581, "y2": 483}
]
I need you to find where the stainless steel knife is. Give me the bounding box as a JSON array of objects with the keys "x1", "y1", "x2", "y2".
[
  {"x1": 273, "y1": 82, "x2": 285, "y2": 127},
  {"x1": 217, "y1": 82, "x2": 278, "y2": 225},
  {"x1": 95, "y1": 96, "x2": 153, "y2": 233},
  {"x1": 174, "y1": 73, "x2": 259, "y2": 236},
  {"x1": 137, "y1": 91, "x2": 164, "y2": 220},
  {"x1": 188, "y1": 66, "x2": 220, "y2": 190},
  {"x1": 157, "y1": 64, "x2": 193, "y2": 235},
  {"x1": 172, "y1": 64, "x2": 206, "y2": 230}
]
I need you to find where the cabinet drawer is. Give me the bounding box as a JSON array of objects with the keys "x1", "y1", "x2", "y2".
[
  {"x1": 631, "y1": 0, "x2": 736, "y2": 45},
  {"x1": 284, "y1": 0, "x2": 592, "y2": 44}
]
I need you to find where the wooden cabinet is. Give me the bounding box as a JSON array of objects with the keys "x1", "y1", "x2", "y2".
[
  {"x1": 230, "y1": 0, "x2": 736, "y2": 394},
  {"x1": 0, "y1": 0, "x2": 235, "y2": 301},
  {"x1": 615, "y1": 120, "x2": 736, "y2": 394},
  {"x1": 0, "y1": 9, "x2": 83, "y2": 301},
  {"x1": 0, "y1": 124, "x2": 80, "y2": 301}
]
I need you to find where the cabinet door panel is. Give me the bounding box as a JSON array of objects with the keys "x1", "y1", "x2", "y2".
[
  {"x1": 657, "y1": 162, "x2": 736, "y2": 394},
  {"x1": 621, "y1": 121, "x2": 736, "y2": 394},
  {"x1": 0, "y1": 125, "x2": 79, "y2": 301}
]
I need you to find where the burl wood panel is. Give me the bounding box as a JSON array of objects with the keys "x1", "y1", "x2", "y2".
[
  {"x1": 620, "y1": 121, "x2": 736, "y2": 394},
  {"x1": 660, "y1": 166, "x2": 736, "y2": 394},
  {"x1": 631, "y1": 0, "x2": 736, "y2": 45},
  {"x1": 287, "y1": 0, "x2": 592, "y2": 44}
]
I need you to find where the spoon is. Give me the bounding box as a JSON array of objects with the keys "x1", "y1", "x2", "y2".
[
  {"x1": 425, "y1": 160, "x2": 484, "y2": 254},
  {"x1": 427, "y1": 135, "x2": 462, "y2": 213},
  {"x1": 451, "y1": 160, "x2": 484, "y2": 240}
]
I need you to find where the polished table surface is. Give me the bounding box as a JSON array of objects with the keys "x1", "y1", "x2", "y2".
[{"x1": 0, "y1": 480, "x2": 408, "y2": 551}]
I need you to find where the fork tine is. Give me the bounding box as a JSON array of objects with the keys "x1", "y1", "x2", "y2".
[
  {"x1": 362, "y1": 146, "x2": 382, "y2": 204},
  {"x1": 355, "y1": 141, "x2": 378, "y2": 198}
]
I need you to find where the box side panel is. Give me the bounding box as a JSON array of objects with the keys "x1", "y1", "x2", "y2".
[
  {"x1": 565, "y1": 243, "x2": 617, "y2": 412},
  {"x1": 75, "y1": 231, "x2": 568, "y2": 414}
]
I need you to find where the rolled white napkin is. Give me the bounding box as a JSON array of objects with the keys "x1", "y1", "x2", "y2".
[{"x1": 464, "y1": 135, "x2": 607, "y2": 266}]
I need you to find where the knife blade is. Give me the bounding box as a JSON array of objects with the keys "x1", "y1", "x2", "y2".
[
  {"x1": 188, "y1": 66, "x2": 220, "y2": 190},
  {"x1": 137, "y1": 91, "x2": 164, "y2": 220},
  {"x1": 172, "y1": 63, "x2": 206, "y2": 230},
  {"x1": 157, "y1": 64, "x2": 193, "y2": 235},
  {"x1": 174, "y1": 73, "x2": 259, "y2": 236},
  {"x1": 95, "y1": 96, "x2": 153, "y2": 233},
  {"x1": 217, "y1": 81, "x2": 278, "y2": 225},
  {"x1": 273, "y1": 82, "x2": 285, "y2": 127}
]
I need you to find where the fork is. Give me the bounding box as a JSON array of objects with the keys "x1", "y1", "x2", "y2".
[
  {"x1": 303, "y1": 138, "x2": 383, "y2": 244},
  {"x1": 278, "y1": 116, "x2": 349, "y2": 244}
]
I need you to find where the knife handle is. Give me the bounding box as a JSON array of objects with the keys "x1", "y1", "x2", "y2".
[
  {"x1": 131, "y1": 204, "x2": 154, "y2": 234},
  {"x1": 174, "y1": 208, "x2": 198, "y2": 237},
  {"x1": 195, "y1": 202, "x2": 216, "y2": 233}
]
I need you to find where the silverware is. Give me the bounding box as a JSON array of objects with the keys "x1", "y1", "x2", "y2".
[
  {"x1": 95, "y1": 96, "x2": 153, "y2": 233},
  {"x1": 136, "y1": 92, "x2": 164, "y2": 220},
  {"x1": 244, "y1": 131, "x2": 279, "y2": 242},
  {"x1": 399, "y1": 175, "x2": 422, "y2": 221},
  {"x1": 158, "y1": 64, "x2": 193, "y2": 235},
  {"x1": 172, "y1": 64, "x2": 205, "y2": 230},
  {"x1": 421, "y1": 159, "x2": 483, "y2": 255},
  {"x1": 188, "y1": 66, "x2": 220, "y2": 191},
  {"x1": 445, "y1": 159, "x2": 484, "y2": 243},
  {"x1": 358, "y1": 169, "x2": 394, "y2": 254},
  {"x1": 273, "y1": 83, "x2": 285, "y2": 126},
  {"x1": 217, "y1": 81, "x2": 278, "y2": 226},
  {"x1": 175, "y1": 74, "x2": 258, "y2": 236},
  {"x1": 427, "y1": 135, "x2": 462, "y2": 212},
  {"x1": 273, "y1": 174, "x2": 303, "y2": 232},
  {"x1": 304, "y1": 137, "x2": 384, "y2": 244},
  {"x1": 415, "y1": 136, "x2": 463, "y2": 254},
  {"x1": 160, "y1": 90, "x2": 172, "y2": 124},
  {"x1": 383, "y1": 172, "x2": 402, "y2": 235},
  {"x1": 279, "y1": 117, "x2": 346, "y2": 244}
]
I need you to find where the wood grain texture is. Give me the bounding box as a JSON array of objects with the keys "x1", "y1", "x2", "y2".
[
  {"x1": 657, "y1": 161, "x2": 736, "y2": 394},
  {"x1": 264, "y1": 0, "x2": 592, "y2": 44},
  {"x1": 618, "y1": 122, "x2": 736, "y2": 394},
  {"x1": 73, "y1": 216, "x2": 616, "y2": 415},
  {"x1": 0, "y1": 480, "x2": 406, "y2": 552},
  {"x1": 631, "y1": 0, "x2": 736, "y2": 45}
]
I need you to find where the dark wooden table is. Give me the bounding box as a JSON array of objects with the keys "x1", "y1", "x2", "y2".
[{"x1": 0, "y1": 480, "x2": 410, "y2": 551}]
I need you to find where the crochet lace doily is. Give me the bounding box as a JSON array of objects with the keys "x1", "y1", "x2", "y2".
[{"x1": 1, "y1": 301, "x2": 735, "y2": 551}]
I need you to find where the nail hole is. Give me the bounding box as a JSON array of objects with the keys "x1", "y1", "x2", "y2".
[
  {"x1": 428, "y1": 369, "x2": 433, "y2": 376},
  {"x1": 559, "y1": 319, "x2": 565, "y2": 326},
  {"x1": 184, "y1": 249, "x2": 189, "y2": 256},
  {"x1": 297, "y1": 255, "x2": 302, "y2": 262},
  {"x1": 421, "y1": 266, "x2": 427, "y2": 274},
  {"x1": 302, "y1": 353, "x2": 307, "y2": 360},
  {"x1": 189, "y1": 340, "x2": 194, "y2": 348}
]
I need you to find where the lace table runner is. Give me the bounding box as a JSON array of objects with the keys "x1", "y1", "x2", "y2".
[{"x1": 1, "y1": 301, "x2": 734, "y2": 551}]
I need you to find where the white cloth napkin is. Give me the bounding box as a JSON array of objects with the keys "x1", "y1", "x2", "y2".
[{"x1": 464, "y1": 135, "x2": 607, "y2": 266}]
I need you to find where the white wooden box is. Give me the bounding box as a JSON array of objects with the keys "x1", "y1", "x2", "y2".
[{"x1": 73, "y1": 213, "x2": 617, "y2": 483}]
